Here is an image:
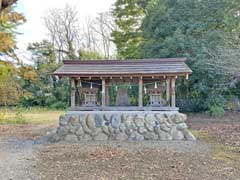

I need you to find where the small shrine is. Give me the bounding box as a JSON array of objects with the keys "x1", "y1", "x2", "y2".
[
  {"x1": 54, "y1": 58, "x2": 192, "y2": 111},
  {"x1": 51, "y1": 58, "x2": 196, "y2": 142},
  {"x1": 147, "y1": 86, "x2": 166, "y2": 107},
  {"x1": 79, "y1": 87, "x2": 98, "y2": 107}
]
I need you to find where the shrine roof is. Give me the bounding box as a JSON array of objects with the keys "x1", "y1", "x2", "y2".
[{"x1": 53, "y1": 58, "x2": 192, "y2": 77}]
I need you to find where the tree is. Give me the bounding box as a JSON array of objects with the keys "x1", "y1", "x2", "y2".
[
  {"x1": 44, "y1": 4, "x2": 81, "y2": 61},
  {"x1": 0, "y1": 0, "x2": 25, "y2": 60},
  {"x1": 0, "y1": 60, "x2": 21, "y2": 105},
  {"x1": 78, "y1": 49, "x2": 105, "y2": 60},
  {"x1": 112, "y1": 0, "x2": 146, "y2": 59},
  {"x1": 80, "y1": 13, "x2": 116, "y2": 59},
  {"x1": 0, "y1": 0, "x2": 25, "y2": 106},
  {"x1": 91, "y1": 12, "x2": 117, "y2": 59},
  {"x1": 141, "y1": 0, "x2": 240, "y2": 111},
  {"x1": 20, "y1": 40, "x2": 70, "y2": 108},
  {"x1": 0, "y1": 0, "x2": 17, "y2": 11},
  {"x1": 44, "y1": 4, "x2": 117, "y2": 61},
  {"x1": 82, "y1": 16, "x2": 98, "y2": 53}
]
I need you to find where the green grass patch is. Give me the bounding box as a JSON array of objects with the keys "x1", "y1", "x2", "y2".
[{"x1": 189, "y1": 129, "x2": 212, "y2": 141}]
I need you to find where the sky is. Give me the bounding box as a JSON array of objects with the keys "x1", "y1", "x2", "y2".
[{"x1": 15, "y1": 0, "x2": 116, "y2": 62}]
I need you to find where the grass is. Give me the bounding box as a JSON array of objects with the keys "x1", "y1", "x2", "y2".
[
  {"x1": 0, "y1": 107, "x2": 65, "y2": 125},
  {"x1": 190, "y1": 129, "x2": 211, "y2": 141},
  {"x1": 191, "y1": 128, "x2": 240, "y2": 171}
]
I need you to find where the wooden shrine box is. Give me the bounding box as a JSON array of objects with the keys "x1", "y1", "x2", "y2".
[
  {"x1": 147, "y1": 87, "x2": 166, "y2": 107},
  {"x1": 79, "y1": 88, "x2": 98, "y2": 107}
]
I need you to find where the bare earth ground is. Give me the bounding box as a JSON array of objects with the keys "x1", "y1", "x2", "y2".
[{"x1": 0, "y1": 112, "x2": 240, "y2": 180}]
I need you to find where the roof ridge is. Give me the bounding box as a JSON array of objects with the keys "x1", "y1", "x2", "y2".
[{"x1": 62, "y1": 58, "x2": 187, "y2": 64}]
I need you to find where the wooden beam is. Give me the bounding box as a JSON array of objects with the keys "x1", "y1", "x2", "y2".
[
  {"x1": 102, "y1": 79, "x2": 106, "y2": 107},
  {"x1": 70, "y1": 106, "x2": 179, "y2": 111},
  {"x1": 138, "y1": 77, "x2": 143, "y2": 107},
  {"x1": 56, "y1": 73, "x2": 190, "y2": 78},
  {"x1": 71, "y1": 78, "x2": 76, "y2": 108},
  {"x1": 166, "y1": 78, "x2": 170, "y2": 105},
  {"x1": 171, "y1": 77, "x2": 176, "y2": 107}
]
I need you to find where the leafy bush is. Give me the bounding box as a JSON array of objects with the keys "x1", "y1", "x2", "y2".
[
  {"x1": 208, "y1": 105, "x2": 225, "y2": 117},
  {"x1": 49, "y1": 102, "x2": 68, "y2": 110},
  {"x1": 177, "y1": 98, "x2": 206, "y2": 112}
]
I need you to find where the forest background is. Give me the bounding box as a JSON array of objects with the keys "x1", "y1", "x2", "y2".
[{"x1": 1, "y1": 0, "x2": 240, "y2": 116}]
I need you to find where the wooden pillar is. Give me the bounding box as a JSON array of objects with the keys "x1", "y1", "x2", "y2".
[
  {"x1": 166, "y1": 78, "x2": 170, "y2": 106},
  {"x1": 71, "y1": 77, "x2": 76, "y2": 108},
  {"x1": 105, "y1": 80, "x2": 110, "y2": 106},
  {"x1": 77, "y1": 79, "x2": 81, "y2": 106},
  {"x1": 102, "y1": 78, "x2": 106, "y2": 107},
  {"x1": 138, "y1": 77, "x2": 143, "y2": 107},
  {"x1": 171, "y1": 77, "x2": 176, "y2": 107}
]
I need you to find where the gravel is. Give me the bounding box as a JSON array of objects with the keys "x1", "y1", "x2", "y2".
[
  {"x1": 0, "y1": 137, "x2": 38, "y2": 180},
  {"x1": 60, "y1": 140, "x2": 211, "y2": 154}
]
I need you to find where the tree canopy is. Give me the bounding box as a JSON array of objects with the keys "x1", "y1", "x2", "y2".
[
  {"x1": 0, "y1": 1, "x2": 25, "y2": 59},
  {"x1": 112, "y1": 0, "x2": 146, "y2": 58},
  {"x1": 111, "y1": 0, "x2": 240, "y2": 111},
  {"x1": 0, "y1": 0, "x2": 25, "y2": 105}
]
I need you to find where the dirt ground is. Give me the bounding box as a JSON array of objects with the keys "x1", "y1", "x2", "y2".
[{"x1": 0, "y1": 113, "x2": 240, "y2": 180}]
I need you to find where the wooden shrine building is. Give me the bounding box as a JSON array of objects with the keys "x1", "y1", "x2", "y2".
[{"x1": 53, "y1": 58, "x2": 192, "y2": 111}]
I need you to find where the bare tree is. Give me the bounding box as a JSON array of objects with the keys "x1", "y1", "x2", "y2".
[
  {"x1": 82, "y1": 16, "x2": 99, "y2": 52},
  {"x1": 205, "y1": 34, "x2": 240, "y2": 88},
  {"x1": 44, "y1": 4, "x2": 82, "y2": 62},
  {"x1": 91, "y1": 12, "x2": 117, "y2": 59},
  {"x1": 44, "y1": 4, "x2": 117, "y2": 61}
]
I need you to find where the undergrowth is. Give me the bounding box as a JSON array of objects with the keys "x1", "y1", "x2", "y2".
[{"x1": 0, "y1": 107, "x2": 27, "y2": 124}]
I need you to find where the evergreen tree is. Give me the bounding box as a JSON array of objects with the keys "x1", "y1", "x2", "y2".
[
  {"x1": 20, "y1": 40, "x2": 70, "y2": 109},
  {"x1": 112, "y1": 0, "x2": 147, "y2": 58},
  {"x1": 141, "y1": 0, "x2": 240, "y2": 111}
]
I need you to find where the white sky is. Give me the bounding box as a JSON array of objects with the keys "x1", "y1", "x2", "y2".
[{"x1": 15, "y1": 0, "x2": 116, "y2": 62}]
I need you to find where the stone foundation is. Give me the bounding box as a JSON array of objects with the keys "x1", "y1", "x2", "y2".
[{"x1": 50, "y1": 111, "x2": 196, "y2": 142}]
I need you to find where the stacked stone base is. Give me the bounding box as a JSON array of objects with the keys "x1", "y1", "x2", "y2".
[{"x1": 50, "y1": 111, "x2": 196, "y2": 142}]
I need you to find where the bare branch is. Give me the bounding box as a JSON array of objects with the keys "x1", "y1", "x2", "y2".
[{"x1": 44, "y1": 4, "x2": 82, "y2": 61}]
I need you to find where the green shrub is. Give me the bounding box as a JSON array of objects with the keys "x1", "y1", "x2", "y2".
[
  {"x1": 208, "y1": 105, "x2": 225, "y2": 117},
  {"x1": 49, "y1": 102, "x2": 68, "y2": 110}
]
